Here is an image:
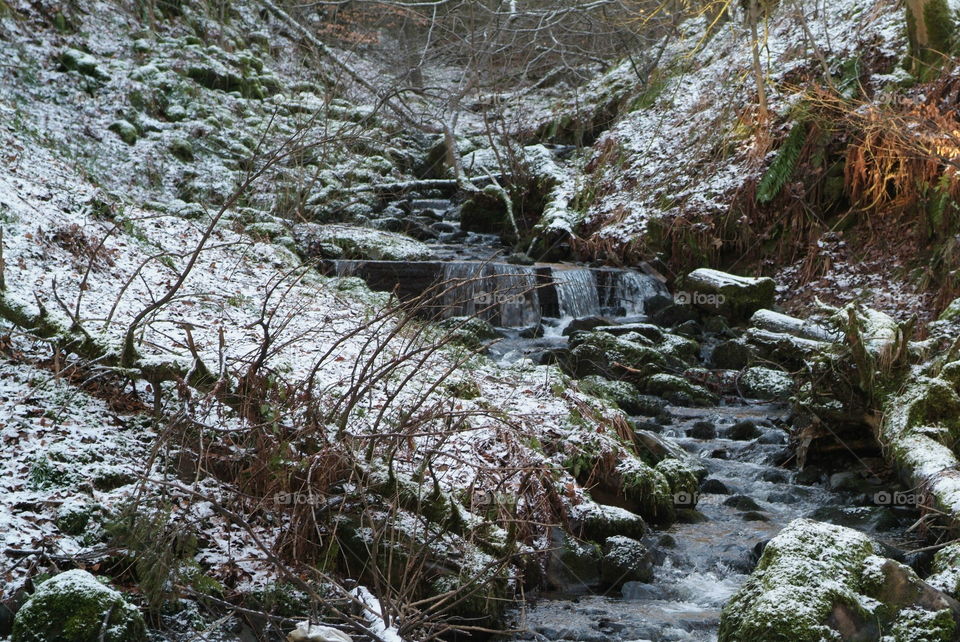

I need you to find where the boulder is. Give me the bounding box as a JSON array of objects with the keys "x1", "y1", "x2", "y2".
[
  {"x1": 12, "y1": 570, "x2": 146, "y2": 642},
  {"x1": 566, "y1": 331, "x2": 666, "y2": 380},
  {"x1": 639, "y1": 373, "x2": 716, "y2": 407},
  {"x1": 683, "y1": 269, "x2": 775, "y2": 321},
  {"x1": 719, "y1": 519, "x2": 960, "y2": 642},
  {"x1": 601, "y1": 536, "x2": 654, "y2": 588},
  {"x1": 711, "y1": 339, "x2": 753, "y2": 370},
  {"x1": 739, "y1": 366, "x2": 794, "y2": 401},
  {"x1": 544, "y1": 527, "x2": 601, "y2": 591},
  {"x1": 293, "y1": 223, "x2": 431, "y2": 261}
]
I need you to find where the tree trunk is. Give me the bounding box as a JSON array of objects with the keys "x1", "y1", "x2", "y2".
[
  {"x1": 906, "y1": 0, "x2": 957, "y2": 77},
  {"x1": 748, "y1": 0, "x2": 769, "y2": 125}
]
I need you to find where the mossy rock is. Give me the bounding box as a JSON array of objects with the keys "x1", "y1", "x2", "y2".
[
  {"x1": 108, "y1": 120, "x2": 138, "y2": 145},
  {"x1": 566, "y1": 331, "x2": 666, "y2": 380},
  {"x1": 59, "y1": 48, "x2": 109, "y2": 81},
  {"x1": 639, "y1": 373, "x2": 716, "y2": 407},
  {"x1": 570, "y1": 500, "x2": 648, "y2": 541},
  {"x1": 683, "y1": 268, "x2": 776, "y2": 321},
  {"x1": 720, "y1": 518, "x2": 960, "y2": 642},
  {"x1": 460, "y1": 186, "x2": 510, "y2": 236},
  {"x1": 12, "y1": 570, "x2": 146, "y2": 642},
  {"x1": 940, "y1": 299, "x2": 960, "y2": 323},
  {"x1": 578, "y1": 375, "x2": 648, "y2": 415},
  {"x1": 600, "y1": 535, "x2": 653, "y2": 588},
  {"x1": 292, "y1": 223, "x2": 431, "y2": 261},
  {"x1": 438, "y1": 316, "x2": 500, "y2": 351},
  {"x1": 739, "y1": 366, "x2": 794, "y2": 401}
]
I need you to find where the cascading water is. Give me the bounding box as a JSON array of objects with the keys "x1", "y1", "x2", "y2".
[
  {"x1": 553, "y1": 268, "x2": 601, "y2": 318},
  {"x1": 609, "y1": 270, "x2": 666, "y2": 316},
  {"x1": 442, "y1": 262, "x2": 540, "y2": 327}
]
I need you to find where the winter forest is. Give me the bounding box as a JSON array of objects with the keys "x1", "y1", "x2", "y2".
[{"x1": 3, "y1": 0, "x2": 960, "y2": 640}]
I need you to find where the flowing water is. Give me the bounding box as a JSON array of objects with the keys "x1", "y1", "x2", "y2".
[{"x1": 343, "y1": 193, "x2": 920, "y2": 642}]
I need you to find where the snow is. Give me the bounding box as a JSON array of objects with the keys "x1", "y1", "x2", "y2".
[{"x1": 351, "y1": 586, "x2": 403, "y2": 642}]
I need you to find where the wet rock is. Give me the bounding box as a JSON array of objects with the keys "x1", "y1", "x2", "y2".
[
  {"x1": 725, "y1": 420, "x2": 760, "y2": 441},
  {"x1": 625, "y1": 394, "x2": 668, "y2": 417},
  {"x1": 795, "y1": 466, "x2": 824, "y2": 485},
  {"x1": 766, "y1": 491, "x2": 800, "y2": 504},
  {"x1": 700, "y1": 478, "x2": 731, "y2": 494},
  {"x1": 757, "y1": 429, "x2": 788, "y2": 445},
  {"x1": 544, "y1": 528, "x2": 601, "y2": 591},
  {"x1": 760, "y1": 468, "x2": 789, "y2": 483},
  {"x1": 12, "y1": 570, "x2": 146, "y2": 642},
  {"x1": 688, "y1": 420, "x2": 717, "y2": 439},
  {"x1": 739, "y1": 366, "x2": 794, "y2": 401},
  {"x1": 600, "y1": 536, "x2": 654, "y2": 588},
  {"x1": 566, "y1": 331, "x2": 666, "y2": 380},
  {"x1": 710, "y1": 339, "x2": 753, "y2": 370},
  {"x1": 673, "y1": 319, "x2": 701, "y2": 337},
  {"x1": 519, "y1": 324, "x2": 544, "y2": 339},
  {"x1": 828, "y1": 472, "x2": 860, "y2": 492},
  {"x1": 675, "y1": 508, "x2": 709, "y2": 523},
  {"x1": 563, "y1": 316, "x2": 618, "y2": 336},
  {"x1": 740, "y1": 511, "x2": 769, "y2": 522},
  {"x1": 621, "y1": 581, "x2": 660, "y2": 601},
  {"x1": 723, "y1": 495, "x2": 762, "y2": 511},
  {"x1": 578, "y1": 376, "x2": 650, "y2": 416},
  {"x1": 651, "y1": 303, "x2": 699, "y2": 327}
]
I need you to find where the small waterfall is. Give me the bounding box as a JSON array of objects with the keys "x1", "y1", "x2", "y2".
[
  {"x1": 553, "y1": 268, "x2": 601, "y2": 318},
  {"x1": 490, "y1": 264, "x2": 540, "y2": 327},
  {"x1": 595, "y1": 268, "x2": 667, "y2": 317},
  {"x1": 610, "y1": 270, "x2": 665, "y2": 316},
  {"x1": 442, "y1": 262, "x2": 540, "y2": 327}
]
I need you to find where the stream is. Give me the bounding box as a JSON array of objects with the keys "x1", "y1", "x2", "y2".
[{"x1": 330, "y1": 192, "x2": 923, "y2": 642}]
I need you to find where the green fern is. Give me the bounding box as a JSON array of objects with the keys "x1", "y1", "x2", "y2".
[{"x1": 756, "y1": 122, "x2": 808, "y2": 204}]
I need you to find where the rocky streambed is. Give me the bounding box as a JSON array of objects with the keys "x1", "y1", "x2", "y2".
[{"x1": 315, "y1": 193, "x2": 960, "y2": 641}]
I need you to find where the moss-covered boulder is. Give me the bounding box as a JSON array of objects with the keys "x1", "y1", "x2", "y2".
[
  {"x1": 437, "y1": 316, "x2": 501, "y2": 351},
  {"x1": 566, "y1": 331, "x2": 667, "y2": 380},
  {"x1": 59, "y1": 48, "x2": 110, "y2": 81},
  {"x1": 719, "y1": 519, "x2": 960, "y2": 641},
  {"x1": 600, "y1": 535, "x2": 653, "y2": 588},
  {"x1": 12, "y1": 570, "x2": 146, "y2": 642},
  {"x1": 108, "y1": 120, "x2": 138, "y2": 145},
  {"x1": 292, "y1": 223, "x2": 432, "y2": 261},
  {"x1": 460, "y1": 186, "x2": 511, "y2": 236},
  {"x1": 639, "y1": 373, "x2": 716, "y2": 407},
  {"x1": 578, "y1": 375, "x2": 651, "y2": 415},
  {"x1": 740, "y1": 366, "x2": 794, "y2": 401},
  {"x1": 684, "y1": 269, "x2": 775, "y2": 321}
]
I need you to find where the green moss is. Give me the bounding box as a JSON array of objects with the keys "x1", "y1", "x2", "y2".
[
  {"x1": 169, "y1": 138, "x2": 194, "y2": 162},
  {"x1": 719, "y1": 519, "x2": 879, "y2": 642},
  {"x1": 108, "y1": 120, "x2": 138, "y2": 145},
  {"x1": 889, "y1": 607, "x2": 955, "y2": 641},
  {"x1": 12, "y1": 570, "x2": 146, "y2": 642},
  {"x1": 567, "y1": 331, "x2": 667, "y2": 380},
  {"x1": 640, "y1": 373, "x2": 716, "y2": 406}
]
